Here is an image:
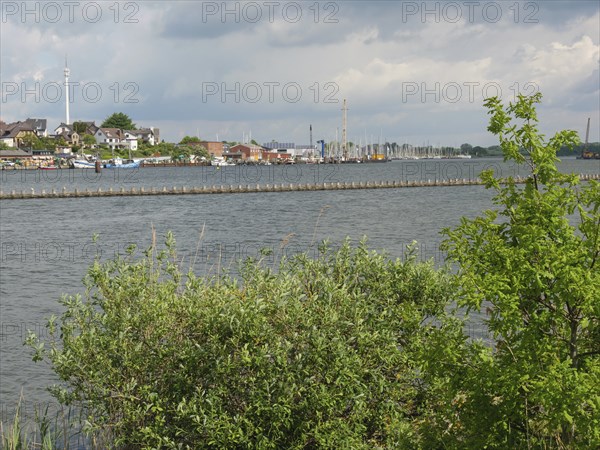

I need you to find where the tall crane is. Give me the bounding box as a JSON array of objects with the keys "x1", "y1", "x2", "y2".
[
  {"x1": 583, "y1": 117, "x2": 590, "y2": 155},
  {"x1": 578, "y1": 117, "x2": 597, "y2": 160}
]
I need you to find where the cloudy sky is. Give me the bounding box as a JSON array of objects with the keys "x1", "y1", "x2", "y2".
[{"x1": 1, "y1": 1, "x2": 598, "y2": 147}]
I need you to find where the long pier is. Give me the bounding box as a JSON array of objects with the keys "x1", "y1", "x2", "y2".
[{"x1": 1, "y1": 174, "x2": 598, "y2": 200}]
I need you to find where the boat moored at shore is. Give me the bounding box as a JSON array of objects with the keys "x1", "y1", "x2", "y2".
[
  {"x1": 103, "y1": 158, "x2": 141, "y2": 169},
  {"x1": 70, "y1": 158, "x2": 97, "y2": 169}
]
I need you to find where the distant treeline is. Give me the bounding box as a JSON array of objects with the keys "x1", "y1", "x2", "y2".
[
  {"x1": 460, "y1": 142, "x2": 600, "y2": 157},
  {"x1": 556, "y1": 142, "x2": 600, "y2": 156}
]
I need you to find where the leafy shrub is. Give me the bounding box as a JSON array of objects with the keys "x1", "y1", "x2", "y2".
[
  {"x1": 429, "y1": 93, "x2": 600, "y2": 449},
  {"x1": 27, "y1": 93, "x2": 599, "y2": 449},
  {"x1": 28, "y1": 237, "x2": 457, "y2": 449}
]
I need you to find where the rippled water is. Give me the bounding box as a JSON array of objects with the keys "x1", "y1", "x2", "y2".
[
  {"x1": 0, "y1": 158, "x2": 597, "y2": 422},
  {"x1": 1, "y1": 157, "x2": 597, "y2": 194}
]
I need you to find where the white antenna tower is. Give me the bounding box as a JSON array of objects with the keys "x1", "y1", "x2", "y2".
[
  {"x1": 342, "y1": 99, "x2": 348, "y2": 161},
  {"x1": 64, "y1": 55, "x2": 71, "y2": 125}
]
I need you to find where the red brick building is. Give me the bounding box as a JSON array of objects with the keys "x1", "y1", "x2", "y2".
[
  {"x1": 261, "y1": 150, "x2": 292, "y2": 162},
  {"x1": 200, "y1": 141, "x2": 225, "y2": 158},
  {"x1": 229, "y1": 144, "x2": 264, "y2": 161}
]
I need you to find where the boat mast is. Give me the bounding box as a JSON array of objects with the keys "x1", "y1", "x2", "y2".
[{"x1": 310, "y1": 124, "x2": 313, "y2": 158}]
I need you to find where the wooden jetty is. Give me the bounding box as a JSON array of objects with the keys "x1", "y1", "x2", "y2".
[{"x1": 1, "y1": 174, "x2": 598, "y2": 200}]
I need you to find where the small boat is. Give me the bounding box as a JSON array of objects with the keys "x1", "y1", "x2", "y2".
[
  {"x1": 71, "y1": 159, "x2": 97, "y2": 169},
  {"x1": 39, "y1": 166, "x2": 59, "y2": 170},
  {"x1": 578, "y1": 151, "x2": 600, "y2": 160},
  {"x1": 69, "y1": 152, "x2": 101, "y2": 169},
  {"x1": 211, "y1": 157, "x2": 235, "y2": 167},
  {"x1": 103, "y1": 158, "x2": 140, "y2": 169}
]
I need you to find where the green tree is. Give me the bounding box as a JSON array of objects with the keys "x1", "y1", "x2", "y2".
[
  {"x1": 82, "y1": 134, "x2": 96, "y2": 148},
  {"x1": 37, "y1": 136, "x2": 59, "y2": 151},
  {"x1": 472, "y1": 145, "x2": 488, "y2": 156},
  {"x1": 152, "y1": 142, "x2": 177, "y2": 157},
  {"x1": 72, "y1": 121, "x2": 88, "y2": 134},
  {"x1": 432, "y1": 93, "x2": 600, "y2": 448},
  {"x1": 54, "y1": 137, "x2": 67, "y2": 148},
  {"x1": 486, "y1": 144, "x2": 503, "y2": 156},
  {"x1": 19, "y1": 134, "x2": 39, "y2": 149},
  {"x1": 101, "y1": 112, "x2": 136, "y2": 130},
  {"x1": 191, "y1": 145, "x2": 209, "y2": 159},
  {"x1": 460, "y1": 143, "x2": 473, "y2": 154},
  {"x1": 136, "y1": 140, "x2": 155, "y2": 157},
  {"x1": 170, "y1": 144, "x2": 209, "y2": 161},
  {"x1": 179, "y1": 136, "x2": 201, "y2": 145}
]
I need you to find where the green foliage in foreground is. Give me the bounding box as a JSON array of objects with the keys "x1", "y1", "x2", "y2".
[
  {"x1": 25, "y1": 93, "x2": 599, "y2": 449},
  {"x1": 437, "y1": 93, "x2": 600, "y2": 448},
  {"x1": 27, "y1": 238, "x2": 460, "y2": 449}
]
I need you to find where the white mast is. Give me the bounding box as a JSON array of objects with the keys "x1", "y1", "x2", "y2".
[
  {"x1": 64, "y1": 56, "x2": 70, "y2": 125},
  {"x1": 335, "y1": 127, "x2": 339, "y2": 158},
  {"x1": 341, "y1": 99, "x2": 348, "y2": 161}
]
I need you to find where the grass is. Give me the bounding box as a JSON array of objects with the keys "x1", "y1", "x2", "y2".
[{"x1": 0, "y1": 395, "x2": 111, "y2": 450}]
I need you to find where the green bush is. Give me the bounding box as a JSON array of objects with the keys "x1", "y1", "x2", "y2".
[
  {"x1": 28, "y1": 237, "x2": 458, "y2": 449},
  {"x1": 428, "y1": 93, "x2": 600, "y2": 449},
  {"x1": 26, "y1": 92, "x2": 598, "y2": 449}
]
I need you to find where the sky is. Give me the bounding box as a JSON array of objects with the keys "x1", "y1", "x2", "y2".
[{"x1": 1, "y1": 0, "x2": 599, "y2": 147}]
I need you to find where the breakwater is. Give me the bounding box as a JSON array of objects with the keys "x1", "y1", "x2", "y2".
[{"x1": 1, "y1": 174, "x2": 598, "y2": 200}]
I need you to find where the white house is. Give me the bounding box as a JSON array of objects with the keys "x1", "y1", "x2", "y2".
[
  {"x1": 123, "y1": 131, "x2": 139, "y2": 151},
  {"x1": 95, "y1": 128, "x2": 124, "y2": 150},
  {"x1": 125, "y1": 128, "x2": 159, "y2": 146}
]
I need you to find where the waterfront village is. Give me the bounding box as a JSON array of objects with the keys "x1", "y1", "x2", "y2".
[
  {"x1": 3, "y1": 114, "x2": 599, "y2": 170},
  {"x1": 0, "y1": 116, "x2": 295, "y2": 169},
  {"x1": 0, "y1": 113, "x2": 481, "y2": 170}
]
